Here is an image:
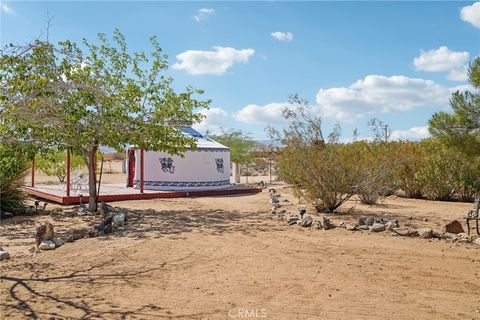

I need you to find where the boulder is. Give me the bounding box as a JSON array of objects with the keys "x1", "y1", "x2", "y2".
[
  {"x1": 35, "y1": 223, "x2": 55, "y2": 247},
  {"x1": 418, "y1": 228, "x2": 434, "y2": 239},
  {"x1": 39, "y1": 240, "x2": 56, "y2": 250},
  {"x1": 321, "y1": 216, "x2": 334, "y2": 230},
  {"x1": 357, "y1": 218, "x2": 366, "y2": 226},
  {"x1": 311, "y1": 221, "x2": 322, "y2": 230},
  {"x1": 385, "y1": 221, "x2": 396, "y2": 231},
  {"x1": 445, "y1": 220, "x2": 464, "y2": 234},
  {"x1": 287, "y1": 215, "x2": 299, "y2": 224},
  {"x1": 99, "y1": 202, "x2": 109, "y2": 217},
  {"x1": 0, "y1": 251, "x2": 10, "y2": 260},
  {"x1": 113, "y1": 213, "x2": 126, "y2": 227},
  {"x1": 53, "y1": 238, "x2": 65, "y2": 247},
  {"x1": 346, "y1": 223, "x2": 358, "y2": 231},
  {"x1": 369, "y1": 223, "x2": 385, "y2": 232},
  {"x1": 300, "y1": 215, "x2": 313, "y2": 228},
  {"x1": 365, "y1": 216, "x2": 375, "y2": 226}
]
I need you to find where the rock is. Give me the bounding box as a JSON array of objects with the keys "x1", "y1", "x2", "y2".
[
  {"x1": 311, "y1": 221, "x2": 322, "y2": 229},
  {"x1": 445, "y1": 220, "x2": 464, "y2": 234},
  {"x1": 300, "y1": 215, "x2": 313, "y2": 228},
  {"x1": 53, "y1": 238, "x2": 65, "y2": 247},
  {"x1": 0, "y1": 251, "x2": 10, "y2": 260},
  {"x1": 443, "y1": 232, "x2": 458, "y2": 239},
  {"x1": 338, "y1": 222, "x2": 346, "y2": 229},
  {"x1": 393, "y1": 229, "x2": 419, "y2": 237},
  {"x1": 365, "y1": 216, "x2": 375, "y2": 226},
  {"x1": 473, "y1": 238, "x2": 480, "y2": 246},
  {"x1": 456, "y1": 233, "x2": 472, "y2": 243},
  {"x1": 38, "y1": 240, "x2": 56, "y2": 250},
  {"x1": 282, "y1": 199, "x2": 289, "y2": 203},
  {"x1": 35, "y1": 223, "x2": 55, "y2": 247},
  {"x1": 418, "y1": 228, "x2": 434, "y2": 239},
  {"x1": 321, "y1": 216, "x2": 334, "y2": 230},
  {"x1": 271, "y1": 207, "x2": 277, "y2": 214},
  {"x1": 287, "y1": 215, "x2": 299, "y2": 224},
  {"x1": 369, "y1": 223, "x2": 385, "y2": 232},
  {"x1": 357, "y1": 218, "x2": 365, "y2": 226},
  {"x1": 288, "y1": 220, "x2": 299, "y2": 226},
  {"x1": 346, "y1": 223, "x2": 358, "y2": 231},
  {"x1": 385, "y1": 221, "x2": 396, "y2": 231},
  {"x1": 113, "y1": 213, "x2": 126, "y2": 227},
  {"x1": 99, "y1": 202, "x2": 109, "y2": 217},
  {"x1": 358, "y1": 225, "x2": 369, "y2": 231},
  {"x1": 72, "y1": 228, "x2": 88, "y2": 238},
  {"x1": 298, "y1": 208, "x2": 307, "y2": 218}
]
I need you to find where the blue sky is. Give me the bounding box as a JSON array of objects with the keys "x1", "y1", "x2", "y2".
[{"x1": 1, "y1": 1, "x2": 479, "y2": 140}]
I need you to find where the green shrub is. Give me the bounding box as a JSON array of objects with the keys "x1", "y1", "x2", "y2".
[{"x1": 0, "y1": 144, "x2": 30, "y2": 211}]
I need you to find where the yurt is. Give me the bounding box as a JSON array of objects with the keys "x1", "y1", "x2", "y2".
[{"x1": 126, "y1": 127, "x2": 231, "y2": 191}]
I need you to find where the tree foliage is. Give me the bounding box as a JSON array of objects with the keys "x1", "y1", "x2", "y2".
[
  {"x1": 429, "y1": 57, "x2": 480, "y2": 157},
  {"x1": 0, "y1": 29, "x2": 210, "y2": 211},
  {"x1": 210, "y1": 129, "x2": 255, "y2": 164},
  {"x1": 36, "y1": 150, "x2": 84, "y2": 182}
]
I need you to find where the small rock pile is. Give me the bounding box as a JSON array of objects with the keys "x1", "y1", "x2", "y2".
[
  {"x1": 267, "y1": 192, "x2": 479, "y2": 246},
  {"x1": 34, "y1": 202, "x2": 129, "y2": 252}
]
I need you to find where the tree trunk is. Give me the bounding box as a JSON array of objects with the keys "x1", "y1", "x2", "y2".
[{"x1": 86, "y1": 145, "x2": 98, "y2": 212}]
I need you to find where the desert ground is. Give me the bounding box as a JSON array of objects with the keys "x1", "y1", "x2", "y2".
[{"x1": 1, "y1": 164, "x2": 480, "y2": 319}]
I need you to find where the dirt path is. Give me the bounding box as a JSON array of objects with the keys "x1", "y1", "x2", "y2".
[{"x1": 1, "y1": 188, "x2": 479, "y2": 319}]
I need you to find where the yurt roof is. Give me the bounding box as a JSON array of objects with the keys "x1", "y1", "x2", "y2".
[{"x1": 179, "y1": 126, "x2": 229, "y2": 151}]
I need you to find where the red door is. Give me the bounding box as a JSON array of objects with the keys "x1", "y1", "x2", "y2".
[{"x1": 127, "y1": 149, "x2": 135, "y2": 187}]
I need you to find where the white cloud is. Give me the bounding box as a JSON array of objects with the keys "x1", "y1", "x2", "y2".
[
  {"x1": 193, "y1": 107, "x2": 229, "y2": 134},
  {"x1": 446, "y1": 65, "x2": 468, "y2": 81},
  {"x1": 194, "y1": 8, "x2": 215, "y2": 22},
  {"x1": 315, "y1": 75, "x2": 451, "y2": 122},
  {"x1": 460, "y1": 2, "x2": 480, "y2": 28},
  {"x1": 271, "y1": 31, "x2": 294, "y2": 42},
  {"x1": 390, "y1": 126, "x2": 430, "y2": 141},
  {"x1": 172, "y1": 47, "x2": 255, "y2": 76},
  {"x1": 413, "y1": 46, "x2": 469, "y2": 82},
  {"x1": 234, "y1": 102, "x2": 287, "y2": 125},
  {"x1": 0, "y1": 2, "x2": 15, "y2": 15}
]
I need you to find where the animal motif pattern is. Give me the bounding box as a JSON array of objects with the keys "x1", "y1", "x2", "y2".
[
  {"x1": 159, "y1": 157, "x2": 175, "y2": 174},
  {"x1": 215, "y1": 158, "x2": 224, "y2": 173}
]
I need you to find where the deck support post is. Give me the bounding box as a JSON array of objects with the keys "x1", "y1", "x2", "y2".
[
  {"x1": 140, "y1": 147, "x2": 144, "y2": 194},
  {"x1": 31, "y1": 157, "x2": 35, "y2": 187},
  {"x1": 66, "y1": 149, "x2": 71, "y2": 197}
]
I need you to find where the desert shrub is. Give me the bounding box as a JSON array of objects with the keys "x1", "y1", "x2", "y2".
[
  {"x1": 392, "y1": 141, "x2": 427, "y2": 198},
  {"x1": 415, "y1": 139, "x2": 480, "y2": 201},
  {"x1": 354, "y1": 142, "x2": 397, "y2": 205},
  {"x1": 270, "y1": 95, "x2": 384, "y2": 212},
  {"x1": 36, "y1": 150, "x2": 84, "y2": 182},
  {"x1": 0, "y1": 144, "x2": 30, "y2": 211}
]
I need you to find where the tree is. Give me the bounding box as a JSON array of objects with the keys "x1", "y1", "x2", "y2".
[
  {"x1": 0, "y1": 29, "x2": 210, "y2": 211},
  {"x1": 210, "y1": 129, "x2": 255, "y2": 165},
  {"x1": 429, "y1": 57, "x2": 480, "y2": 157},
  {"x1": 36, "y1": 150, "x2": 84, "y2": 182}
]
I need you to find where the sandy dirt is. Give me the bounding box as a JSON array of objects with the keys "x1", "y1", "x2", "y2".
[{"x1": 2, "y1": 180, "x2": 480, "y2": 319}]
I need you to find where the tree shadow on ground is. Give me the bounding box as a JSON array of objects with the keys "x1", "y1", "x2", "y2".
[
  {"x1": 97, "y1": 207, "x2": 282, "y2": 241},
  {"x1": 0, "y1": 255, "x2": 216, "y2": 319}
]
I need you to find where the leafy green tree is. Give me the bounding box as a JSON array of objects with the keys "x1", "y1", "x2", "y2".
[
  {"x1": 210, "y1": 129, "x2": 255, "y2": 164},
  {"x1": 0, "y1": 29, "x2": 209, "y2": 211},
  {"x1": 36, "y1": 150, "x2": 84, "y2": 182},
  {"x1": 429, "y1": 57, "x2": 480, "y2": 156}
]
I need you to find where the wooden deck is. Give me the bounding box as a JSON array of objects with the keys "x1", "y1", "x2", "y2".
[{"x1": 25, "y1": 183, "x2": 263, "y2": 205}]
